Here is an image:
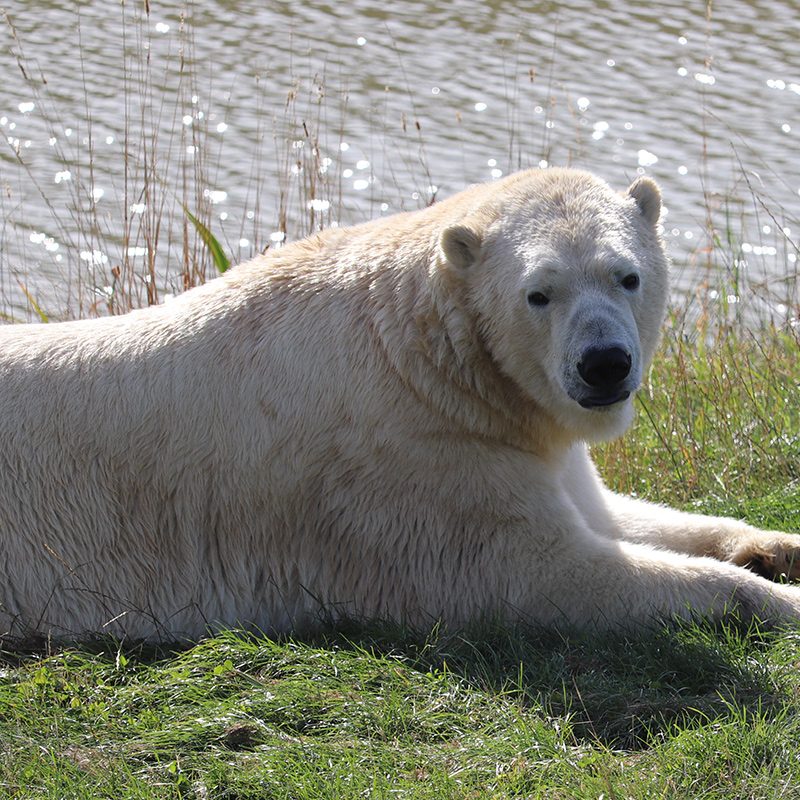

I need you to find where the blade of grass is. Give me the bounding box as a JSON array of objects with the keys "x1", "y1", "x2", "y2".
[
  {"x1": 182, "y1": 205, "x2": 230, "y2": 274},
  {"x1": 15, "y1": 279, "x2": 49, "y2": 323}
]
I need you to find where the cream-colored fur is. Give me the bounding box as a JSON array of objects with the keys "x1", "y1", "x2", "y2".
[{"x1": 2, "y1": 167, "x2": 800, "y2": 641}]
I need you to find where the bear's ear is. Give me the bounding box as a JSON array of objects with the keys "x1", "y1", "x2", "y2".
[
  {"x1": 440, "y1": 224, "x2": 482, "y2": 270},
  {"x1": 627, "y1": 177, "x2": 662, "y2": 225}
]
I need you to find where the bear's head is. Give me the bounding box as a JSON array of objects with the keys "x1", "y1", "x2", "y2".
[{"x1": 439, "y1": 169, "x2": 668, "y2": 442}]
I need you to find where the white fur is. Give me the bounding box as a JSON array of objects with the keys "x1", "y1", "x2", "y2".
[{"x1": 2, "y1": 167, "x2": 800, "y2": 641}]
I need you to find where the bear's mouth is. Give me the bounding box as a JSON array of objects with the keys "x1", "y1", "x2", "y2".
[{"x1": 577, "y1": 390, "x2": 630, "y2": 409}]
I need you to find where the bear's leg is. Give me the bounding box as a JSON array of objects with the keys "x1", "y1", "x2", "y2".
[
  {"x1": 516, "y1": 525, "x2": 800, "y2": 629},
  {"x1": 559, "y1": 445, "x2": 800, "y2": 583},
  {"x1": 600, "y1": 491, "x2": 800, "y2": 582}
]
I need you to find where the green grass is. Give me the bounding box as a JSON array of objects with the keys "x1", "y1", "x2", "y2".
[
  {"x1": 4, "y1": 610, "x2": 800, "y2": 797},
  {"x1": 594, "y1": 325, "x2": 800, "y2": 507},
  {"x1": 2, "y1": 328, "x2": 800, "y2": 798}
]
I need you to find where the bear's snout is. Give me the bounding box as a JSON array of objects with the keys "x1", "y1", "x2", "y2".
[{"x1": 577, "y1": 346, "x2": 631, "y2": 391}]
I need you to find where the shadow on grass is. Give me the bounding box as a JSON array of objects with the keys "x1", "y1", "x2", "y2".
[
  {"x1": 301, "y1": 613, "x2": 791, "y2": 751},
  {"x1": 0, "y1": 612, "x2": 792, "y2": 753}
]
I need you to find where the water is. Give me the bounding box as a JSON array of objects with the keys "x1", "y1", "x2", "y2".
[{"x1": 0, "y1": 0, "x2": 798, "y2": 320}]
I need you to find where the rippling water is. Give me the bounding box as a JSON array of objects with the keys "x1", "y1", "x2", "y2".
[{"x1": 0, "y1": 0, "x2": 798, "y2": 320}]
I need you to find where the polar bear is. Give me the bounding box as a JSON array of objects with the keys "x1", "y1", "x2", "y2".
[{"x1": 1, "y1": 167, "x2": 800, "y2": 642}]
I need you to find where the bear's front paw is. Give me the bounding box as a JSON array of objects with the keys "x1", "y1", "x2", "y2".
[{"x1": 728, "y1": 534, "x2": 800, "y2": 582}]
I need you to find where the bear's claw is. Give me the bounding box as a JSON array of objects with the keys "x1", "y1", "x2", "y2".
[{"x1": 729, "y1": 538, "x2": 800, "y2": 583}]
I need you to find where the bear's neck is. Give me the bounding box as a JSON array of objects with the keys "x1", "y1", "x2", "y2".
[{"x1": 368, "y1": 250, "x2": 574, "y2": 457}]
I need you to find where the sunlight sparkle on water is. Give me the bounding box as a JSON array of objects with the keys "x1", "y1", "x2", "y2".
[
  {"x1": 155, "y1": 23, "x2": 170, "y2": 33},
  {"x1": 307, "y1": 199, "x2": 331, "y2": 211},
  {"x1": 29, "y1": 232, "x2": 59, "y2": 253},
  {"x1": 474, "y1": 102, "x2": 487, "y2": 112},
  {"x1": 204, "y1": 189, "x2": 227, "y2": 204},
  {"x1": 18, "y1": 102, "x2": 34, "y2": 113},
  {"x1": 80, "y1": 249, "x2": 108, "y2": 266},
  {"x1": 742, "y1": 242, "x2": 778, "y2": 256},
  {"x1": 637, "y1": 149, "x2": 658, "y2": 167},
  {"x1": 592, "y1": 121, "x2": 609, "y2": 140}
]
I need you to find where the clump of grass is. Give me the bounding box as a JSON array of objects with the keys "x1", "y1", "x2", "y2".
[{"x1": 593, "y1": 323, "x2": 800, "y2": 507}]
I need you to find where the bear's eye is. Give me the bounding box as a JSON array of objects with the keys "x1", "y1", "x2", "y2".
[
  {"x1": 621, "y1": 273, "x2": 640, "y2": 291},
  {"x1": 527, "y1": 291, "x2": 550, "y2": 307}
]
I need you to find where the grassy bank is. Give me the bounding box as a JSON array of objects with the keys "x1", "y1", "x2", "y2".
[
  {"x1": 1, "y1": 326, "x2": 799, "y2": 798},
  {"x1": 5, "y1": 614, "x2": 800, "y2": 798}
]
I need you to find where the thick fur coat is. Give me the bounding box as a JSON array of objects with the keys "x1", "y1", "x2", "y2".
[{"x1": 2, "y1": 168, "x2": 800, "y2": 641}]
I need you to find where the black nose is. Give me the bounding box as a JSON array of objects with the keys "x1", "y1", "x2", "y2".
[{"x1": 577, "y1": 346, "x2": 631, "y2": 389}]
